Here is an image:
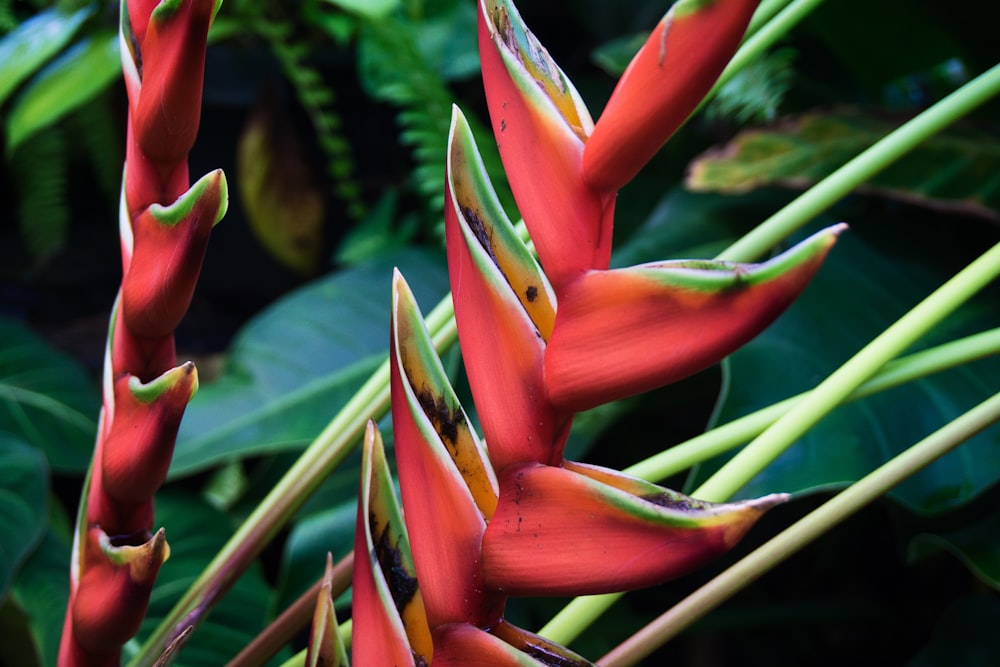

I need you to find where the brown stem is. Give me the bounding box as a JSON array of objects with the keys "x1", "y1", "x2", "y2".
[{"x1": 225, "y1": 552, "x2": 354, "y2": 667}]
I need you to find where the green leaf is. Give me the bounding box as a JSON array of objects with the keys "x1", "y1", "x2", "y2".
[
  {"x1": 689, "y1": 229, "x2": 1000, "y2": 513},
  {"x1": 0, "y1": 317, "x2": 99, "y2": 473},
  {"x1": 6, "y1": 30, "x2": 120, "y2": 156},
  {"x1": 127, "y1": 490, "x2": 275, "y2": 667},
  {"x1": 686, "y1": 110, "x2": 1000, "y2": 222},
  {"x1": 10, "y1": 527, "x2": 72, "y2": 667},
  {"x1": 320, "y1": 0, "x2": 400, "y2": 21},
  {"x1": 0, "y1": 436, "x2": 47, "y2": 602},
  {"x1": 908, "y1": 509, "x2": 1000, "y2": 590},
  {"x1": 170, "y1": 248, "x2": 449, "y2": 477},
  {"x1": 276, "y1": 497, "x2": 355, "y2": 613},
  {"x1": 0, "y1": 4, "x2": 94, "y2": 106},
  {"x1": 907, "y1": 594, "x2": 1000, "y2": 667}
]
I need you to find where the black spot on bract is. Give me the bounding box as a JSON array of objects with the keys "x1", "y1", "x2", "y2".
[
  {"x1": 525, "y1": 285, "x2": 538, "y2": 302},
  {"x1": 371, "y1": 514, "x2": 419, "y2": 613}
]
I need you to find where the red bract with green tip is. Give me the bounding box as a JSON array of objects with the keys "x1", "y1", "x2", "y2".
[
  {"x1": 60, "y1": 0, "x2": 224, "y2": 663},
  {"x1": 583, "y1": 0, "x2": 761, "y2": 193},
  {"x1": 345, "y1": 0, "x2": 845, "y2": 661}
]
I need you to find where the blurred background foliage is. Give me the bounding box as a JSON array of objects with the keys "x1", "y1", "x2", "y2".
[{"x1": 0, "y1": 0, "x2": 998, "y2": 665}]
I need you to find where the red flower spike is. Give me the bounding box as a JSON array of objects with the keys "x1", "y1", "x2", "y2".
[
  {"x1": 122, "y1": 169, "x2": 227, "y2": 339},
  {"x1": 433, "y1": 621, "x2": 595, "y2": 666},
  {"x1": 352, "y1": 421, "x2": 432, "y2": 667},
  {"x1": 446, "y1": 108, "x2": 571, "y2": 469},
  {"x1": 306, "y1": 553, "x2": 347, "y2": 667},
  {"x1": 478, "y1": 0, "x2": 615, "y2": 285},
  {"x1": 69, "y1": 527, "x2": 169, "y2": 659},
  {"x1": 583, "y1": 0, "x2": 761, "y2": 194},
  {"x1": 545, "y1": 224, "x2": 846, "y2": 412},
  {"x1": 392, "y1": 271, "x2": 505, "y2": 627},
  {"x1": 482, "y1": 462, "x2": 786, "y2": 597},
  {"x1": 125, "y1": 0, "x2": 161, "y2": 47},
  {"x1": 101, "y1": 362, "x2": 198, "y2": 506},
  {"x1": 130, "y1": 0, "x2": 215, "y2": 167}
]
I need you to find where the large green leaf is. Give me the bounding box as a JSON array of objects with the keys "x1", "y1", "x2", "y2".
[
  {"x1": 0, "y1": 4, "x2": 94, "y2": 106},
  {"x1": 127, "y1": 491, "x2": 276, "y2": 667},
  {"x1": 9, "y1": 527, "x2": 72, "y2": 667},
  {"x1": 907, "y1": 594, "x2": 1000, "y2": 667},
  {"x1": 0, "y1": 436, "x2": 48, "y2": 601},
  {"x1": 686, "y1": 110, "x2": 1000, "y2": 222},
  {"x1": 908, "y1": 508, "x2": 1000, "y2": 590},
  {"x1": 0, "y1": 318, "x2": 98, "y2": 473},
  {"x1": 689, "y1": 228, "x2": 1000, "y2": 513},
  {"x1": 6, "y1": 30, "x2": 121, "y2": 155},
  {"x1": 170, "y1": 248, "x2": 450, "y2": 476}
]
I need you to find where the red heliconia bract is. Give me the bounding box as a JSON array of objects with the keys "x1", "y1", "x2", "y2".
[
  {"x1": 59, "y1": 0, "x2": 225, "y2": 663},
  {"x1": 345, "y1": 0, "x2": 847, "y2": 662}
]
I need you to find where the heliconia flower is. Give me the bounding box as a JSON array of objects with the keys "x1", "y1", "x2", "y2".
[
  {"x1": 432, "y1": 621, "x2": 595, "y2": 667},
  {"x1": 122, "y1": 0, "x2": 216, "y2": 168},
  {"x1": 477, "y1": 0, "x2": 614, "y2": 286},
  {"x1": 120, "y1": 0, "x2": 218, "y2": 215},
  {"x1": 110, "y1": 307, "x2": 177, "y2": 390},
  {"x1": 482, "y1": 461, "x2": 786, "y2": 596},
  {"x1": 583, "y1": 0, "x2": 761, "y2": 193},
  {"x1": 544, "y1": 224, "x2": 847, "y2": 412},
  {"x1": 66, "y1": 528, "x2": 169, "y2": 661},
  {"x1": 352, "y1": 420, "x2": 433, "y2": 667},
  {"x1": 447, "y1": 104, "x2": 843, "y2": 452},
  {"x1": 445, "y1": 108, "x2": 571, "y2": 470},
  {"x1": 100, "y1": 362, "x2": 198, "y2": 507},
  {"x1": 391, "y1": 271, "x2": 506, "y2": 627},
  {"x1": 121, "y1": 168, "x2": 228, "y2": 339},
  {"x1": 306, "y1": 553, "x2": 348, "y2": 667}
]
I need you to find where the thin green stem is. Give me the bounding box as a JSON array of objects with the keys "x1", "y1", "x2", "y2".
[
  {"x1": 600, "y1": 391, "x2": 1000, "y2": 667},
  {"x1": 745, "y1": 0, "x2": 794, "y2": 36},
  {"x1": 129, "y1": 299, "x2": 456, "y2": 666},
  {"x1": 719, "y1": 0, "x2": 825, "y2": 95},
  {"x1": 626, "y1": 327, "x2": 1000, "y2": 482},
  {"x1": 696, "y1": 239, "x2": 1000, "y2": 502},
  {"x1": 717, "y1": 62, "x2": 1000, "y2": 262}
]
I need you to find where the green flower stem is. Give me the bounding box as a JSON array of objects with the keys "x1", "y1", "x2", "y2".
[
  {"x1": 600, "y1": 390, "x2": 1000, "y2": 667},
  {"x1": 696, "y1": 239, "x2": 1000, "y2": 502},
  {"x1": 129, "y1": 300, "x2": 457, "y2": 666},
  {"x1": 625, "y1": 327, "x2": 1000, "y2": 482},
  {"x1": 724, "y1": 0, "x2": 824, "y2": 93},
  {"x1": 717, "y1": 61, "x2": 1000, "y2": 263},
  {"x1": 745, "y1": 0, "x2": 796, "y2": 36}
]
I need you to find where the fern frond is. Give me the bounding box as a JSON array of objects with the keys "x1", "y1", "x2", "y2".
[
  {"x1": 11, "y1": 126, "x2": 70, "y2": 263},
  {"x1": 68, "y1": 97, "x2": 123, "y2": 201},
  {"x1": 360, "y1": 18, "x2": 454, "y2": 214},
  {"x1": 254, "y1": 16, "x2": 367, "y2": 221}
]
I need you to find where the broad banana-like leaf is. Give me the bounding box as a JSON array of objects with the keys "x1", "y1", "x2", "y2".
[
  {"x1": 545, "y1": 224, "x2": 846, "y2": 412},
  {"x1": 478, "y1": 0, "x2": 614, "y2": 286},
  {"x1": 445, "y1": 108, "x2": 571, "y2": 469},
  {"x1": 583, "y1": 0, "x2": 760, "y2": 193},
  {"x1": 351, "y1": 421, "x2": 432, "y2": 666},
  {"x1": 482, "y1": 461, "x2": 786, "y2": 596},
  {"x1": 392, "y1": 272, "x2": 504, "y2": 627}
]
